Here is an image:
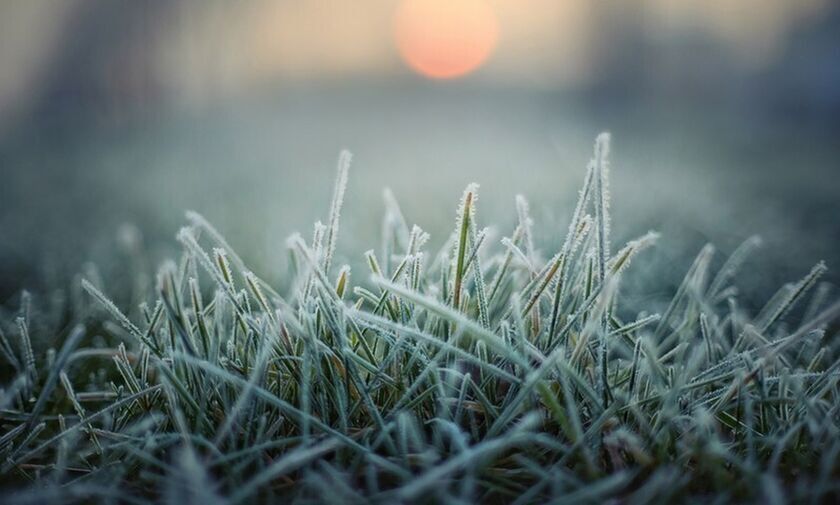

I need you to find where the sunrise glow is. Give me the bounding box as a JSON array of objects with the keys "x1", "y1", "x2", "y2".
[{"x1": 394, "y1": 0, "x2": 499, "y2": 79}]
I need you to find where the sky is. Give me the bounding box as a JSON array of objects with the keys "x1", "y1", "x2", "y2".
[{"x1": 0, "y1": 0, "x2": 832, "y2": 125}]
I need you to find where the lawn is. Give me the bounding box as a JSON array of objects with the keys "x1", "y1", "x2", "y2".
[{"x1": 1, "y1": 134, "x2": 838, "y2": 503}]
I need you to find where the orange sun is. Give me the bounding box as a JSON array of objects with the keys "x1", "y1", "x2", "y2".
[{"x1": 394, "y1": 0, "x2": 499, "y2": 79}]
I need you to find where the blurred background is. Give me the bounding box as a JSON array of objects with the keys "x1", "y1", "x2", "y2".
[{"x1": 1, "y1": 0, "x2": 839, "y2": 306}]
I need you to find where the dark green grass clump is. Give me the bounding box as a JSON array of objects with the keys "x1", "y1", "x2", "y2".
[{"x1": 2, "y1": 135, "x2": 839, "y2": 504}]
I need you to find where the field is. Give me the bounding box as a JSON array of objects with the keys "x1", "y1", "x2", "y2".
[{"x1": 1, "y1": 133, "x2": 838, "y2": 503}]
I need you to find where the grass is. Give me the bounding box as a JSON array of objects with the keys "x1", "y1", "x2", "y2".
[{"x1": 1, "y1": 134, "x2": 839, "y2": 503}]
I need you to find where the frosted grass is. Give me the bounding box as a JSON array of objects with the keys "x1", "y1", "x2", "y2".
[{"x1": 1, "y1": 135, "x2": 838, "y2": 503}]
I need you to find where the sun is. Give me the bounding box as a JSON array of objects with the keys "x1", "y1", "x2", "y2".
[{"x1": 394, "y1": 0, "x2": 499, "y2": 80}]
